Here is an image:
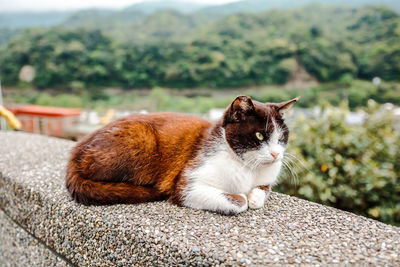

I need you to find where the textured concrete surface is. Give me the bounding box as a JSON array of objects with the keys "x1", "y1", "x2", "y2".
[
  {"x1": 0, "y1": 209, "x2": 69, "y2": 267},
  {"x1": 0, "y1": 131, "x2": 399, "y2": 266}
]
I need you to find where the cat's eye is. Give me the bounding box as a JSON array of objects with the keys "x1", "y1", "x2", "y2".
[
  {"x1": 255, "y1": 132, "x2": 264, "y2": 141},
  {"x1": 279, "y1": 136, "x2": 285, "y2": 144}
]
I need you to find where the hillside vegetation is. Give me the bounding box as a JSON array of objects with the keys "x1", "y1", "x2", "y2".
[
  {"x1": 1, "y1": 5, "x2": 399, "y2": 93},
  {"x1": 1, "y1": 0, "x2": 399, "y2": 29}
]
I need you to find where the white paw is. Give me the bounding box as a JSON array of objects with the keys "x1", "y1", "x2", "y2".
[
  {"x1": 236, "y1": 193, "x2": 248, "y2": 213},
  {"x1": 225, "y1": 193, "x2": 248, "y2": 215},
  {"x1": 248, "y1": 188, "x2": 266, "y2": 209},
  {"x1": 217, "y1": 193, "x2": 248, "y2": 215}
]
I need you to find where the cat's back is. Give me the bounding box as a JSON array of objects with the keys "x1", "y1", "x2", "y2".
[
  {"x1": 109, "y1": 112, "x2": 209, "y2": 128},
  {"x1": 77, "y1": 112, "x2": 212, "y2": 151},
  {"x1": 109, "y1": 112, "x2": 211, "y2": 140}
]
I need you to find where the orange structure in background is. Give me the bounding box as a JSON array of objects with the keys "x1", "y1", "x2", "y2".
[{"x1": 7, "y1": 105, "x2": 81, "y2": 138}]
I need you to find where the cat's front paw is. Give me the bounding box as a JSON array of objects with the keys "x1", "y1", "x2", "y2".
[
  {"x1": 248, "y1": 188, "x2": 266, "y2": 209},
  {"x1": 222, "y1": 193, "x2": 248, "y2": 215}
]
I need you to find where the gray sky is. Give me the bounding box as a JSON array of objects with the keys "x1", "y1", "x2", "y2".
[{"x1": 0, "y1": 0, "x2": 238, "y2": 12}]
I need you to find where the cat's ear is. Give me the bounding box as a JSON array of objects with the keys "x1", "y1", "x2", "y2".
[
  {"x1": 229, "y1": 95, "x2": 255, "y2": 122},
  {"x1": 276, "y1": 97, "x2": 300, "y2": 117}
]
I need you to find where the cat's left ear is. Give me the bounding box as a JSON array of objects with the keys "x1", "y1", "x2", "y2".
[
  {"x1": 276, "y1": 97, "x2": 300, "y2": 117},
  {"x1": 229, "y1": 95, "x2": 255, "y2": 122}
]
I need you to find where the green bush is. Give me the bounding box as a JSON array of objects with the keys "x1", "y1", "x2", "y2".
[{"x1": 277, "y1": 102, "x2": 400, "y2": 225}]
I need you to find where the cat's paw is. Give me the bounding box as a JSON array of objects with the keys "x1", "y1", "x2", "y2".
[
  {"x1": 222, "y1": 193, "x2": 248, "y2": 214},
  {"x1": 248, "y1": 188, "x2": 266, "y2": 209},
  {"x1": 236, "y1": 193, "x2": 249, "y2": 212}
]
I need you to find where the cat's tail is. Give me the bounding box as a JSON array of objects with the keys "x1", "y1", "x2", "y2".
[{"x1": 66, "y1": 170, "x2": 166, "y2": 205}]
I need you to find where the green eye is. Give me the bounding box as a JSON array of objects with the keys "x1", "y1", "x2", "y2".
[{"x1": 255, "y1": 132, "x2": 264, "y2": 141}]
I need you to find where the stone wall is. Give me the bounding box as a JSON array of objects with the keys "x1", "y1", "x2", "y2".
[{"x1": 0, "y1": 132, "x2": 399, "y2": 266}]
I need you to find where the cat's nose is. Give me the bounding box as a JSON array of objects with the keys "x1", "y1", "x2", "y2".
[{"x1": 271, "y1": 152, "x2": 279, "y2": 160}]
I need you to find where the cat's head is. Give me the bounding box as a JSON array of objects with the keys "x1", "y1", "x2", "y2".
[{"x1": 222, "y1": 95, "x2": 299, "y2": 167}]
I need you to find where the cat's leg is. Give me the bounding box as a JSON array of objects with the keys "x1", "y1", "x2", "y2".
[
  {"x1": 182, "y1": 184, "x2": 248, "y2": 215},
  {"x1": 248, "y1": 185, "x2": 271, "y2": 209}
]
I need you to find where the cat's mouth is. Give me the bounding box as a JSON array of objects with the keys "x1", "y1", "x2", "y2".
[{"x1": 262, "y1": 159, "x2": 278, "y2": 166}]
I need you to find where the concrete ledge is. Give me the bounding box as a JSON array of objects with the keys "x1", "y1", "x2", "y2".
[
  {"x1": 0, "y1": 209, "x2": 69, "y2": 266},
  {"x1": 0, "y1": 132, "x2": 399, "y2": 266}
]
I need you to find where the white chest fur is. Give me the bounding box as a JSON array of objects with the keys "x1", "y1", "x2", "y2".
[{"x1": 184, "y1": 143, "x2": 282, "y2": 195}]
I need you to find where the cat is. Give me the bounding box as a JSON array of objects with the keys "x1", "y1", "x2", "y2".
[{"x1": 66, "y1": 95, "x2": 298, "y2": 215}]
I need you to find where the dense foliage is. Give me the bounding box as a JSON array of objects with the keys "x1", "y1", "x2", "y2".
[
  {"x1": 0, "y1": 29, "x2": 118, "y2": 90},
  {"x1": 1, "y1": 5, "x2": 399, "y2": 91},
  {"x1": 5, "y1": 80, "x2": 399, "y2": 112},
  {"x1": 276, "y1": 102, "x2": 400, "y2": 225}
]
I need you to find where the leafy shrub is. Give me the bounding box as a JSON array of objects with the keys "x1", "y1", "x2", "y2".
[{"x1": 277, "y1": 102, "x2": 400, "y2": 225}]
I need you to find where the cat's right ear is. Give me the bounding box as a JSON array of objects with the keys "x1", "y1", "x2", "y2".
[{"x1": 227, "y1": 95, "x2": 255, "y2": 122}]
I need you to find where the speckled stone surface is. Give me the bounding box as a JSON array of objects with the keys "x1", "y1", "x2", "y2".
[
  {"x1": 0, "y1": 209, "x2": 69, "y2": 267},
  {"x1": 0, "y1": 131, "x2": 399, "y2": 266}
]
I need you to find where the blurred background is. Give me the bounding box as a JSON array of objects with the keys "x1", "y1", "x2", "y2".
[{"x1": 0, "y1": 0, "x2": 399, "y2": 225}]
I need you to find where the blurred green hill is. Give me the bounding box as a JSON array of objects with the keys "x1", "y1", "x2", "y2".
[
  {"x1": 0, "y1": 11, "x2": 74, "y2": 28},
  {"x1": 1, "y1": 0, "x2": 399, "y2": 47},
  {"x1": 1, "y1": 5, "x2": 399, "y2": 90},
  {"x1": 198, "y1": 0, "x2": 400, "y2": 15},
  {"x1": 124, "y1": 0, "x2": 208, "y2": 14},
  {"x1": 1, "y1": 0, "x2": 399, "y2": 30}
]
